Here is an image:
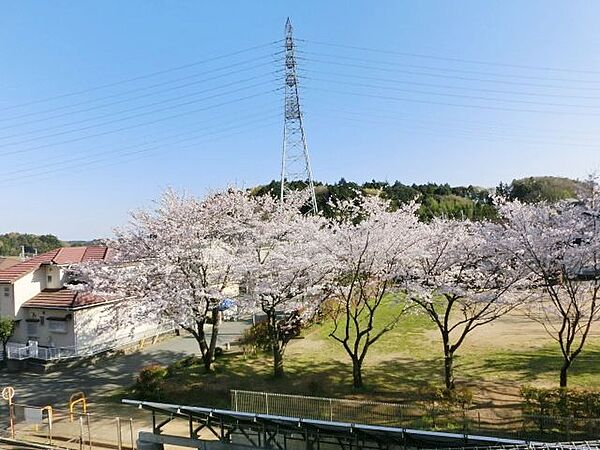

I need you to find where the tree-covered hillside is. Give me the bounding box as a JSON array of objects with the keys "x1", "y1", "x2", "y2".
[
  {"x1": 254, "y1": 176, "x2": 582, "y2": 220},
  {"x1": 497, "y1": 176, "x2": 581, "y2": 203},
  {"x1": 0, "y1": 233, "x2": 66, "y2": 256},
  {"x1": 1, "y1": 176, "x2": 580, "y2": 255}
]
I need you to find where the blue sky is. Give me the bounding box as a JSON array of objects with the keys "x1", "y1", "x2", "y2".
[{"x1": 2, "y1": 1, "x2": 600, "y2": 239}]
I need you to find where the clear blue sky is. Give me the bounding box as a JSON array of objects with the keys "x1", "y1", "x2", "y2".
[{"x1": 2, "y1": 1, "x2": 600, "y2": 240}]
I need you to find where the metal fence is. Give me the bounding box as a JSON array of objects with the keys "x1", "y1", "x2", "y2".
[
  {"x1": 230, "y1": 390, "x2": 600, "y2": 442},
  {"x1": 231, "y1": 390, "x2": 412, "y2": 425}
]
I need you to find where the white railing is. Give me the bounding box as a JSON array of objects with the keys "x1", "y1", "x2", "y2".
[
  {"x1": 6, "y1": 343, "x2": 39, "y2": 360},
  {"x1": 5, "y1": 326, "x2": 173, "y2": 362}
]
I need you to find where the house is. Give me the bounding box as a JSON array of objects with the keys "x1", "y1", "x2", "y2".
[{"x1": 0, "y1": 246, "x2": 168, "y2": 363}]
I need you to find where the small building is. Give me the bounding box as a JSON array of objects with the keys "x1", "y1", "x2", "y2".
[{"x1": 0, "y1": 246, "x2": 168, "y2": 364}]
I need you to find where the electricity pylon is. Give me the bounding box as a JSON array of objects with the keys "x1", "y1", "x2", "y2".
[{"x1": 279, "y1": 18, "x2": 318, "y2": 213}]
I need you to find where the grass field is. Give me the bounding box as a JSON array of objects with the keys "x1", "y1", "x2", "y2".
[{"x1": 118, "y1": 301, "x2": 600, "y2": 413}]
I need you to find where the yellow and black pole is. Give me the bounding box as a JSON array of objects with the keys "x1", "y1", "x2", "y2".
[{"x1": 1, "y1": 386, "x2": 15, "y2": 439}]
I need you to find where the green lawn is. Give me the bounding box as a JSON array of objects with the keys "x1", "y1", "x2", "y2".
[{"x1": 116, "y1": 299, "x2": 600, "y2": 411}]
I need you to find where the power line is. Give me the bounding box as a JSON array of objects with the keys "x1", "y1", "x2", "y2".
[
  {"x1": 300, "y1": 68, "x2": 600, "y2": 101},
  {"x1": 302, "y1": 75, "x2": 600, "y2": 110},
  {"x1": 298, "y1": 38, "x2": 600, "y2": 75},
  {"x1": 302, "y1": 85, "x2": 600, "y2": 116},
  {"x1": 0, "y1": 80, "x2": 278, "y2": 149},
  {"x1": 314, "y1": 104, "x2": 598, "y2": 137},
  {"x1": 0, "y1": 71, "x2": 280, "y2": 142},
  {"x1": 319, "y1": 110, "x2": 600, "y2": 149},
  {"x1": 299, "y1": 50, "x2": 600, "y2": 84},
  {"x1": 0, "y1": 119, "x2": 280, "y2": 185},
  {"x1": 0, "y1": 54, "x2": 281, "y2": 127},
  {"x1": 6, "y1": 103, "x2": 280, "y2": 171},
  {"x1": 298, "y1": 56, "x2": 600, "y2": 91},
  {"x1": 0, "y1": 40, "x2": 282, "y2": 112},
  {"x1": 1, "y1": 113, "x2": 280, "y2": 181},
  {"x1": 0, "y1": 88, "x2": 280, "y2": 157}
]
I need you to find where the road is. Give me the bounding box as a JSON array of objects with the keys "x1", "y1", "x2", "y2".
[{"x1": 0, "y1": 320, "x2": 250, "y2": 412}]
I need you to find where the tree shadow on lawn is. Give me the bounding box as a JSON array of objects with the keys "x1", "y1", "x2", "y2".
[
  {"x1": 457, "y1": 346, "x2": 600, "y2": 388},
  {"x1": 152, "y1": 351, "x2": 448, "y2": 409}
]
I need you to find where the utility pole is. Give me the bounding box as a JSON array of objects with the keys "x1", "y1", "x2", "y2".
[{"x1": 280, "y1": 18, "x2": 318, "y2": 213}]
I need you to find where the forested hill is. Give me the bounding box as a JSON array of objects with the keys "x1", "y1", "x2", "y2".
[
  {"x1": 254, "y1": 176, "x2": 582, "y2": 221},
  {"x1": 1, "y1": 176, "x2": 581, "y2": 255},
  {"x1": 0, "y1": 233, "x2": 66, "y2": 256},
  {"x1": 0, "y1": 233, "x2": 105, "y2": 256}
]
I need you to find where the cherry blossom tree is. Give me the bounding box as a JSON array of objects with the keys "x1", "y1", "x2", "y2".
[
  {"x1": 408, "y1": 219, "x2": 528, "y2": 390},
  {"x1": 498, "y1": 180, "x2": 600, "y2": 387},
  {"x1": 79, "y1": 189, "x2": 246, "y2": 372},
  {"x1": 234, "y1": 192, "x2": 331, "y2": 378},
  {"x1": 321, "y1": 195, "x2": 425, "y2": 389}
]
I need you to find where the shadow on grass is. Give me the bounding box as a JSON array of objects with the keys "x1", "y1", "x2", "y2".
[
  {"x1": 457, "y1": 345, "x2": 600, "y2": 388},
  {"x1": 138, "y1": 350, "x2": 449, "y2": 409}
]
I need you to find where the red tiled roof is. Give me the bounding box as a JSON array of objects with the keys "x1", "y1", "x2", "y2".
[
  {"x1": 0, "y1": 246, "x2": 109, "y2": 284},
  {"x1": 0, "y1": 257, "x2": 21, "y2": 271},
  {"x1": 22, "y1": 288, "x2": 108, "y2": 310}
]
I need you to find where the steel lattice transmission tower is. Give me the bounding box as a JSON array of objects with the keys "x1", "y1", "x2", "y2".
[{"x1": 280, "y1": 18, "x2": 318, "y2": 213}]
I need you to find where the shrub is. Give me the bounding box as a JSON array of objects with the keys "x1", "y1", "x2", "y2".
[
  {"x1": 239, "y1": 322, "x2": 272, "y2": 353},
  {"x1": 521, "y1": 386, "x2": 600, "y2": 418},
  {"x1": 133, "y1": 364, "x2": 168, "y2": 401},
  {"x1": 416, "y1": 384, "x2": 473, "y2": 409},
  {"x1": 166, "y1": 355, "x2": 202, "y2": 376}
]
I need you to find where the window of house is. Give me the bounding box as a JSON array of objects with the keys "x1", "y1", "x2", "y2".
[
  {"x1": 47, "y1": 275, "x2": 53, "y2": 283},
  {"x1": 3, "y1": 287, "x2": 9, "y2": 297},
  {"x1": 48, "y1": 320, "x2": 67, "y2": 334},
  {"x1": 26, "y1": 321, "x2": 38, "y2": 337}
]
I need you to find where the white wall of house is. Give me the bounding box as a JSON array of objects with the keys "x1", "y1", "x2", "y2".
[
  {"x1": 11, "y1": 307, "x2": 76, "y2": 347},
  {"x1": 13, "y1": 269, "x2": 45, "y2": 317},
  {"x1": 0, "y1": 283, "x2": 14, "y2": 317},
  {"x1": 74, "y1": 302, "x2": 164, "y2": 353},
  {"x1": 45, "y1": 265, "x2": 65, "y2": 290}
]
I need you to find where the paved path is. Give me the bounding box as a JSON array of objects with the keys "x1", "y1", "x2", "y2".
[{"x1": 0, "y1": 320, "x2": 250, "y2": 412}]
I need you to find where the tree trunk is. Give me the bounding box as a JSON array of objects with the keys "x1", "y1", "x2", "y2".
[
  {"x1": 266, "y1": 307, "x2": 285, "y2": 378},
  {"x1": 352, "y1": 358, "x2": 363, "y2": 389},
  {"x1": 444, "y1": 352, "x2": 455, "y2": 390},
  {"x1": 207, "y1": 308, "x2": 221, "y2": 367},
  {"x1": 273, "y1": 343, "x2": 284, "y2": 378},
  {"x1": 560, "y1": 359, "x2": 571, "y2": 388},
  {"x1": 193, "y1": 320, "x2": 212, "y2": 372}
]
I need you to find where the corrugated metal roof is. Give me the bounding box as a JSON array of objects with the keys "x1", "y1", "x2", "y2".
[
  {"x1": 0, "y1": 246, "x2": 109, "y2": 284},
  {"x1": 21, "y1": 288, "x2": 107, "y2": 310}
]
